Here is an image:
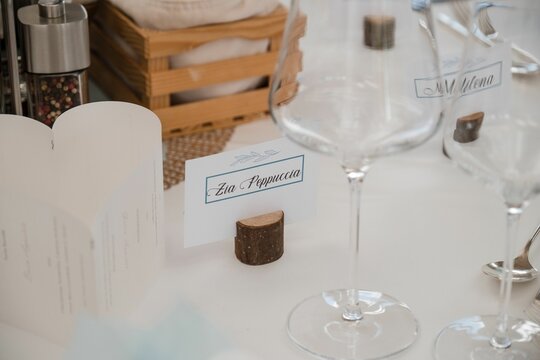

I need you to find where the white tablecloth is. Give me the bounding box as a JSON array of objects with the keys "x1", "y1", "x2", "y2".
[{"x1": 2, "y1": 117, "x2": 539, "y2": 360}]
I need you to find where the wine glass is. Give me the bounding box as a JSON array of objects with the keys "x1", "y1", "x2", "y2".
[
  {"x1": 435, "y1": 1, "x2": 540, "y2": 359},
  {"x1": 269, "y1": 0, "x2": 441, "y2": 359}
]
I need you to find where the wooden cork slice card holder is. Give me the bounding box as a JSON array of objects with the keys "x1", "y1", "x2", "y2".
[
  {"x1": 235, "y1": 210, "x2": 284, "y2": 265},
  {"x1": 453, "y1": 111, "x2": 484, "y2": 143}
]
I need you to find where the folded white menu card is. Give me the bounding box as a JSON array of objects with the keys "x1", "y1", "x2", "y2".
[
  {"x1": 0, "y1": 102, "x2": 164, "y2": 344},
  {"x1": 184, "y1": 137, "x2": 318, "y2": 247}
]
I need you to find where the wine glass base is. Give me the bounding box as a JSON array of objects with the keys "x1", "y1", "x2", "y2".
[
  {"x1": 434, "y1": 315, "x2": 540, "y2": 360},
  {"x1": 287, "y1": 289, "x2": 418, "y2": 360}
]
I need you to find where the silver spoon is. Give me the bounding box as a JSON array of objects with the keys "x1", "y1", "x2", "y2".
[{"x1": 482, "y1": 224, "x2": 540, "y2": 282}]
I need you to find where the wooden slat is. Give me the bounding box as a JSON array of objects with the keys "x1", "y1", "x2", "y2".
[
  {"x1": 148, "y1": 96, "x2": 170, "y2": 109},
  {"x1": 156, "y1": 88, "x2": 269, "y2": 134},
  {"x1": 95, "y1": 1, "x2": 148, "y2": 59},
  {"x1": 278, "y1": 50, "x2": 302, "y2": 84},
  {"x1": 270, "y1": 33, "x2": 283, "y2": 52},
  {"x1": 271, "y1": 81, "x2": 298, "y2": 106},
  {"x1": 162, "y1": 112, "x2": 268, "y2": 138},
  {"x1": 148, "y1": 57, "x2": 168, "y2": 71},
  {"x1": 147, "y1": 57, "x2": 170, "y2": 109},
  {"x1": 290, "y1": 13, "x2": 307, "y2": 42},
  {"x1": 145, "y1": 6, "x2": 288, "y2": 59},
  {"x1": 89, "y1": 53, "x2": 143, "y2": 106},
  {"x1": 150, "y1": 52, "x2": 278, "y2": 96},
  {"x1": 90, "y1": 22, "x2": 147, "y2": 95}
]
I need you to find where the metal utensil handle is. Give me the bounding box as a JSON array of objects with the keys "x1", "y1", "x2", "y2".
[
  {"x1": 523, "y1": 223, "x2": 540, "y2": 254},
  {"x1": 1, "y1": 0, "x2": 23, "y2": 115}
]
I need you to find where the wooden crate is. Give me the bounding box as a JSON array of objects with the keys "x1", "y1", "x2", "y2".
[{"x1": 89, "y1": 1, "x2": 290, "y2": 138}]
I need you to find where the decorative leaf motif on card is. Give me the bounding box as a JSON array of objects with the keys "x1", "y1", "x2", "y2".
[{"x1": 230, "y1": 150, "x2": 280, "y2": 166}]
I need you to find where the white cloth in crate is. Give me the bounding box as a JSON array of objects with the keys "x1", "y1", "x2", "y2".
[
  {"x1": 108, "y1": 0, "x2": 280, "y2": 30},
  {"x1": 108, "y1": 0, "x2": 280, "y2": 103}
]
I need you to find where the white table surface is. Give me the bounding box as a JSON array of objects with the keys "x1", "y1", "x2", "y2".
[
  {"x1": 2, "y1": 117, "x2": 540, "y2": 360},
  {"x1": 3, "y1": 2, "x2": 540, "y2": 359}
]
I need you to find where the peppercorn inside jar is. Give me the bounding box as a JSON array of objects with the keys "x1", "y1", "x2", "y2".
[{"x1": 27, "y1": 70, "x2": 88, "y2": 127}]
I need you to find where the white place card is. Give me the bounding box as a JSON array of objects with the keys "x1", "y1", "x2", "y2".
[
  {"x1": 184, "y1": 137, "x2": 318, "y2": 247},
  {"x1": 413, "y1": 43, "x2": 511, "y2": 100}
]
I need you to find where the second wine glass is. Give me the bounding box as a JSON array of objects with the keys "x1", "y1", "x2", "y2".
[
  {"x1": 270, "y1": 0, "x2": 442, "y2": 359},
  {"x1": 435, "y1": 1, "x2": 540, "y2": 359}
]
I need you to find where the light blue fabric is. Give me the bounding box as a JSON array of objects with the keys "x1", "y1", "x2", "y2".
[{"x1": 65, "y1": 301, "x2": 229, "y2": 360}]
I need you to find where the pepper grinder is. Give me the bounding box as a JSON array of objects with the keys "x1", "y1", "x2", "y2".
[{"x1": 18, "y1": 0, "x2": 90, "y2": 127}]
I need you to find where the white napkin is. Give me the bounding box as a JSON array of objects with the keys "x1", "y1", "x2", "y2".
[
  {"x1": 170, "y1": 37, "x2": 269, "y2": 103},
  {"x1": 108, "y1": 0, "x2": 280, "y2": 30}
]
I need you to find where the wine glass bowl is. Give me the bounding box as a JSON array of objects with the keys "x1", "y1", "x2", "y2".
[
  {"x1": 272, "y1": 1, "x2": 441, "y2": 167},
  {"x1": 436, "y1": 1, "x2": 540, "y2": 359},
  {"x1": 270, "y1": 0, "x2": 442, "y2": 359}
]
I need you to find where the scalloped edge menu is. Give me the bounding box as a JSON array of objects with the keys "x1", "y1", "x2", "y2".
[{"x1": 0, "y1": 102, "x2": 164, "y2": 344}]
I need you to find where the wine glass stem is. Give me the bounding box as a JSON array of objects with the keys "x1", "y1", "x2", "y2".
[
  {"x1": 343, "y1": 167, "x2": 368, "y2": 321},
  {"x1": 490, "y1": 204, "x2": 523, "y2": 349}
]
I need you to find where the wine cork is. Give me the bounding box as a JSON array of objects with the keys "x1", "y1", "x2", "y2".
[
  {"x1": 364, "y1": 15, "x2": 395, "y2": 50},
  {"x1": 453, "y1": 112, "x2": 484, "y2": 143}
]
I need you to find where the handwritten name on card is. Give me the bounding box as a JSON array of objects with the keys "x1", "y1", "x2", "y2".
[
  {"x1": 184, "y1": 138, "x2": 317, "y2": 247},
  {"x1": 205, "y1": 155, "x2": 304, "y2": 203},
  {"x1": 414, "y1": 61, "x2": 502, "y2": 98},
  {"x1": 413, "y1": 43, "x2": 511, "y2": 100}
]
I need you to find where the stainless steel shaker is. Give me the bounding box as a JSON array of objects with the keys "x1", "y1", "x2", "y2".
[{"x1": 18, "y1": 0, "x2": 90, "y2": 126}]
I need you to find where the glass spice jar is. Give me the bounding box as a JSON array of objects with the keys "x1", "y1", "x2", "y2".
[
  {"x1": 18, "y1": 0, "x2": 90, "y2": 127},
  {"x1": 27, "y1": 71, "x2": 88, "y2": 127}
]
